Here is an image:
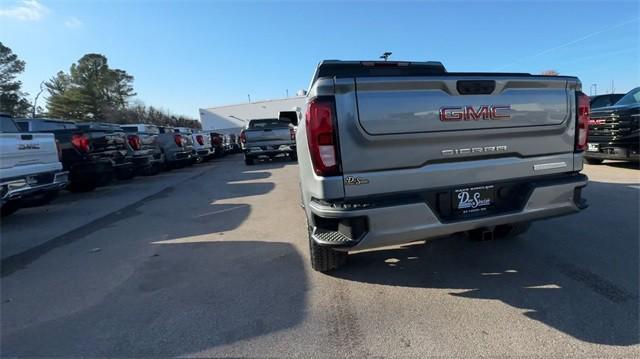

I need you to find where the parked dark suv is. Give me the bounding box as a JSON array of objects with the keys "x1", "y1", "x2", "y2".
[
  {"x1": 585, "y1": 87, "x2": 640, "y2": 164},
  {"x1": 16, "y1": 119, "x2": 134, "y2": 192}
]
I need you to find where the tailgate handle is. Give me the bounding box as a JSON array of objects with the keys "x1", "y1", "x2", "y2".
[
  {"x1": 20, "y1": 134, "x2": 33, "y2": 140},
  {"x1": 457, "y1": 80, "x2": 495, "y2": 95}
]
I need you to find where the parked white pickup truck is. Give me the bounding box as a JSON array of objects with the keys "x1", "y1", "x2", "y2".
[{"x1": 0, "y1": 114, "x2": 68, "y2": 216}]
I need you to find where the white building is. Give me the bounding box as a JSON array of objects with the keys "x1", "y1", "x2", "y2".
[{"x1": 199, "y1": 96, "x2": 306, "y2": 134}]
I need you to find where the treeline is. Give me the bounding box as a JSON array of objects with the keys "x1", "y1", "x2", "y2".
[
  {"x1": 0, "y1": 42, "x2": 200, "y2": 129},
  {"x1": 104, "y1": 104, "x2": 203, "y2": 128}
]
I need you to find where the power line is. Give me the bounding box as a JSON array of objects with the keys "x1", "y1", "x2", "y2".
[{"x1": 497, "y1": 17, "x2": 639, "y2": 70}]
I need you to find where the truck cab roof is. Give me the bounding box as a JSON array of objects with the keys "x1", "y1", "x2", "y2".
[{"x1": 310, "y1": 59, "x2": 578, "y2": 88}]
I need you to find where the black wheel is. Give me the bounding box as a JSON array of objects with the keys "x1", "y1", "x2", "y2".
[
  {"x1": 584, "y1": 157, "x2": 604, "y2": 165},
  {"x1": 22, "y1": 190, "x2": 59, "y2": 207},
  {"x1": 68, "y1": 179, "x2": 98, "y2": 193},
  {"x1": 308, "y1": 226, "x2": 348, "y2": 272},
  {"x1": 1, "y1": 201, "x2": 21, "y2": 217},
  {"x1": 141, "y1": 165, "x2": 160, "y2": 176},
  {"x1": 96, "y1": 172, "x2": 115, "y2": 186},
  {"x1": 290, "y1": 151, "x2": 298, "y2": 161},
  {"x1": 244, "y1": 155, "x2": 254, "y2": 166},
  {"x1": 115, "y1": 167, "x2": 135, "y2": 181},
  {"x1": 494, "y1": 222, "x2": 531, "y2": 240}
]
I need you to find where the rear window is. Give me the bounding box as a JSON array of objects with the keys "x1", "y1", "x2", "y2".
[
  {"x1": 248, "y1": 119, "x2": 290, "y2": 129},
  {"x1": 590, "y1": 96, "x2": 612, "y2": 109},
  {"x1": 123, "y1": 125, "x2": 159, "y2": 134},
  {"x1": 614, "y1": 88, "x2": 640, "y2": 106},
  {"x1": 29, "y1": 120, "x2": 78, "y2": 131},
  {"x1": 591, "y1": 94, "x2": 625, "y2": 108},
  {"x1": 121, "y1": 126, "x2": 138, "y2": 133},
  {"x1": 0, "y1": 117, "x2": 20, "y2": 133}
]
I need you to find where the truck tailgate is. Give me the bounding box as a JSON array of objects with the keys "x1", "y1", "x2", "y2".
[
  {"x1": 0, "y1": 133, "x2": 60, "y2": 171},
  {"x1": 335, "y1": 76, "x2": 580, "y2": 197},
  {"x1": 245, "y1": 128, "x2": 291, "y2": 144}
]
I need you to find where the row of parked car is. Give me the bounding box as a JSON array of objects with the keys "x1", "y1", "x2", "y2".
[{"x1": 0, "y1": 114, "x2": 240, "y2": 216}]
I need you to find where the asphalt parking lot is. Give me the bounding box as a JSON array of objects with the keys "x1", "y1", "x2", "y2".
[{"x1": 1, "y1": 156, "x2": 638, "y2": 357}]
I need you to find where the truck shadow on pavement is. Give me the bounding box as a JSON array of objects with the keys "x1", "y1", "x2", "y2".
[
  {"x1": 1, "y1": 241, "x2": 308, "y2": 357},
  {"x1": 333, "y1": 180, "x2": 639, "y2": 346},
  {"x1": 1, "y1": 161, "x2": 277, "y2": 276}
]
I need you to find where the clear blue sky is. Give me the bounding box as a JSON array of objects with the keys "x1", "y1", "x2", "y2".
[{"x1": 1, "y1": 0, "x2": 638, "y2": 119}]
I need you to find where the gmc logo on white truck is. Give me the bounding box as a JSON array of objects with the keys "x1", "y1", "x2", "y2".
[{"x1": 439, "y1": 105, "x2": 511, "y2": 121}]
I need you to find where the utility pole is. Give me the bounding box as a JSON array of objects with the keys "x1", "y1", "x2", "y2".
[
  {"x1": 32, "y1": 81, "x2": 45, "y2": 118},
  {"x1": 247, "y1": 94, "x2": 251, "y2": 103},
  {"x1": 379, "y1": 51, "x2": 392, "y2": 61},
  {"x1": 286, "y1": 89, "x2": 289, "y2": 98},
  {"x1": 611, "y1": 80, "x2": 615, "y2": 94}
]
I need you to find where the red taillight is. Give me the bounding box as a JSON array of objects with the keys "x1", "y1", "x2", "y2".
[
  {"x1": 576, "y1": 92, "x2": 590, "y2": 152},
  {"x1": 71, "y1": 133, "x2": 89, "y2": 153},
  {"x1": 306, "y1": 98, "x2": 340, "y2": 176},
  {"x1": 174, "y1": 134, "x2": 183, "y2": 147},
  {"x1": 290, "y1": 127, "x2": 296, "y2": 141},
  {"x1": 55, "y1": 139, "x2": 62, "y2": 161},
  {"x1": 212, "y1": 134, "x2": 222, "y2": 145},
  {"x1": 128, "y1": 134, "x2": 141, "y2": 151},
  {"x1": 196, "y1": 135, "x2": 204, "y2": 146},
  {"x1": 239, "y1": 130, "x2": 246, "y2": 144}
]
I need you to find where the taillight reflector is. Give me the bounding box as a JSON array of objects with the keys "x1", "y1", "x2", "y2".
[
  {"x1": 576, "y1": 92, "x2": 590, "y2": 152},
  {"x1": 71, "y1": 133, "x2": 90, "y2": 153},
  {"x1": 174, "y1": 134, "x2": 183, "y2": 147},
  {"x1": 196, "y1": 135, "x2": 204, "y2": 145},
  {"x1": 306, "y1": 98, "x2": 340, "y2": 176},
  {"x1": 128, "y1": 135, "x2": 141, "y2": 151}
]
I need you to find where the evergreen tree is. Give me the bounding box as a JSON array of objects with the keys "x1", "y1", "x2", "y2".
[
  {"x1": 45, "y1": 54, "x2": 136, "y2": 120},
  {"x1": 0, "y1": 42, "x2": 31, "y2": 116}
]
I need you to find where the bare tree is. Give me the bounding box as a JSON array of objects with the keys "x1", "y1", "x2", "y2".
[{"x1": 541, "y1": 69, "x2": 559, "y2": 76}]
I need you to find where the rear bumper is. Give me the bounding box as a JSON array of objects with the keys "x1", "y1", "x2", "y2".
[
  {"x1": 195, "y1": 149, "x2": 213, "y2": 157},
  {"x1": 131, "y1": 150, "x2": 163, "y2": 168},
  {"x1": 308, "y1": 174, "x2": 588, "y2": 251},
  {"x1": 244, "y1": 144, "x2": 296, "y2": 156},
  {"x1": 1, "y1": 171, "x2": 68, "y2": 203},
  {"x1": 166, "y1": 150, "x2": 192, "y2": 163},
  {"x1": 585, "y1": 146, "x2": 640, "y2": 161},
  {"x1": 70, "y1": 158, "x2": 132, "y2": 178}
]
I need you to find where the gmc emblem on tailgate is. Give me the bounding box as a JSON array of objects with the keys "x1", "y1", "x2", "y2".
[{"x1": 439, "y1": 105, "x2": 511, "y2": 121}]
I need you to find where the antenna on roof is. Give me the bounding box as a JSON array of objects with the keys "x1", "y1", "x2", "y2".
[{"x1": 379, "y1": 51, "x2": 392, "y2": 61}]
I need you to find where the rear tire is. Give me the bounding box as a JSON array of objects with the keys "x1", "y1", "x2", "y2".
[
  {"x1": 1, "y1": 201, "x2": 21, "y2": 217},
  {"x1": 584, "y1": 157, "x2": 604, "y2": 165},
  {"x1": 308, "y1": 226, "x2": 348, "y2": 272},
  {"x1": 115, "y1": 168, "x2": 135, "y2": 181},
  {"x1": 290, "y1": 151, "x2": 298, "y2": 161},
  {"x1": 244, "y1": 155, "x2": 254, "y2": 166}
]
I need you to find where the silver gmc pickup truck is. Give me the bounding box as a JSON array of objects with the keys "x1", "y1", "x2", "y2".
[
  {"x1": 240, "y1": 118, "x2": 297, "y2": 165},
  {"x1": 297, "y1": 60, "x2": 590, "y2": 272}
]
